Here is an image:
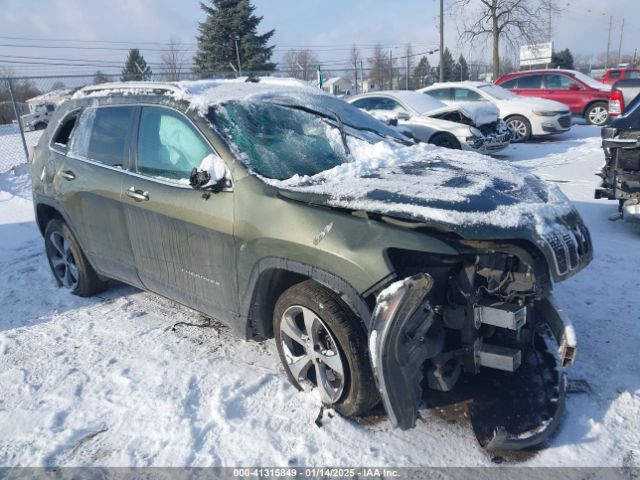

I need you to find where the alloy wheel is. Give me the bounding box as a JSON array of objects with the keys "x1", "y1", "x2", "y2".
[
  {"x1": 507, "y1": 119, "x2": 528, "y2": 142},
  {"x1": 48, "y1": 231, "x2": 79, "y2": 289},
  {"x1": 588, "y1": 106, "x2": 608, "y2": 126},
  {"x1": 279, "y1": 305, "x2": 345, "y2": 404}
]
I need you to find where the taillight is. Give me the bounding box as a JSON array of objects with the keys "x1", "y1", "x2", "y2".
[{"x1": 608, "y1": 89, "x2": 624, "y2": 117}]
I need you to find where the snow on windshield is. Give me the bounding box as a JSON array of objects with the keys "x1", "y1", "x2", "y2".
[
  {"x1": 265, "y1": 135, "x2": 573, "y2": 234},
  {"x1": 479, "y1": 84, "x2": 518, "y2": 100}
]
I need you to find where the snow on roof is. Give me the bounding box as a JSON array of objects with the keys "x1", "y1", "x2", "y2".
[
  {"x1": 73, "y1": 77, "x2": 325, "y2": 113},
  {"x1": 425, "y1": 81, "x2": 491, "y2": 88},
  {"x1": 352, "y1": 90, "x2": 447, "y2": 114},
  {"x1": 27, "y1": 88, "x2": 77, "y2": 105}
]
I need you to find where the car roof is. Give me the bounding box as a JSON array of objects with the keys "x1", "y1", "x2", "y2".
[
  {"x1": 73, "y1": 78, "x2": 321, "y2": 110},
  {"x1": 425, "y1": 81, "x2": 491, "y2": 89},
  {"x1": 503, "y1": 69, "x2": 578, "y2": 77},
  {"x1": 349, "y1": 90, "x2": 446, "y2": 112}
]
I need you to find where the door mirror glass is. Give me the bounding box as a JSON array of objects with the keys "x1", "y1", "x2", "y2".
[{"x1": 568, "y1": 82, "x2": 580, "y2": 91}]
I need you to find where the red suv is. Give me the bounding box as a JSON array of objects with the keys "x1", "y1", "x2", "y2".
[{"x1": 496, "y1": 69, "x2": 611, "y2": 126}]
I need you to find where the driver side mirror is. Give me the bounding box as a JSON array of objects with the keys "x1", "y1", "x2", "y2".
[
  {"x1": 189, "y1": 168, "x2": 231, "y2": 193},
  {"x1": 568, "y1": 82, "x2": 580, "y2": 91},
  {"x1": 396, "y1": 111, "x2": 411, "y2": 121}
]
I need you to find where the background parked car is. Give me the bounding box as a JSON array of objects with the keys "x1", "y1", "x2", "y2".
[
  {"x1": 348, "y1": 91, "x2": 511, "y2": 154},
  {"x1": 419, "y1": 81, "x2": 571, "y2": 142},
  {"x1": 608, "y1": 79, "x2": 640, "y2": 118},
  {"x1": 496, "y1": 69, "x2": 611, "y2": 126},
  {"x1": 596, "y1": 91, "x2": 640, "y2": 221},
  {"x1": 597, "y1": 68, "x2": 640, "y2": 85}
]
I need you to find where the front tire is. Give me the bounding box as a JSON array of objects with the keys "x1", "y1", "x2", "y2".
[
  {"x1": 429, "y1": 132, "x2": 461, "y2": 149},
  {"x1": 505, "y1": 115, "x2": 532, "y2": 142},
  {"x1": 44, "y1": 219, "x2": 107, "y2": 297},
  {"x1": 273, "y1": 280, "x2": 379, "y2": 417},
  {"x1": 585, "y1": 102, "x2": 608, "y2": 126}
]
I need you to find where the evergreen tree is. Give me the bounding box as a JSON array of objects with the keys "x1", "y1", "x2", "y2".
[
  {"x1": 412, "y1": 56, "x2": 431, "y2": 89},
  {"x1": 452, "y1": 54, "x2": 469, "y2": 81},
  {"x1": 194, "y1": 0, "x2": 275, "y2": 74},
  {"x1": 121, "y1": 49, "x2": 152, "y2": 81},
  {"x1": 439, "y1": 48, "x2": 456, "y2": 81},
  {"x1": 551, "y1": 49, "x2": 574, "y2": 70}
]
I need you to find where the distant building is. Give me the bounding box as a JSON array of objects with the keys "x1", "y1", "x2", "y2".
[
  {"x1": 361, "y1": 79, "x2": 380, "y2": 93},
  {"x1": 321, "y1": 77, "x2": 354, "y2": 96}
]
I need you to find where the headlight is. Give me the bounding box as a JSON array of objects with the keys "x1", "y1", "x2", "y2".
[
  {"x1": 533, "y1": 110, "x2": 562, "y2": 117},
  {"x1": 468, "y1": 126, "x2": 483, "y2": 136}
]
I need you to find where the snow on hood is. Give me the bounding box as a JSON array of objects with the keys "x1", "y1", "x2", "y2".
[
  {"x1": 426, "y1": 101, "x2": 500, "y2": 126},
  {"x1": 266, "y1": 133, "x2": 574, "y2": 236},
  {"x1": 507, "y1": 96, "x2": 570, "y2": 111}
]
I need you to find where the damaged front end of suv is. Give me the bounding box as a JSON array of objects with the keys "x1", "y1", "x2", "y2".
[{"x1": 369, "y1": 226, "x2": 589, "y2": 449}]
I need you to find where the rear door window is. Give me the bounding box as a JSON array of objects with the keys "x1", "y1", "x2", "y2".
[
  {"x1": 136, "y1": 106, "x2": 214, "y2": 182},
  {"x1": 453, "y1": 88, "x2": 482, "y2": 101},
  {"x1": 425, "y1": 88, "x2": 451, "y2": 100},
  {"x1": 515, "y1": 75, "x2": 543, "y2": 89},
  {"x1": 69, "y1": 106, "x2": 136, "y2": 167},
  {"x1": 544, "y1": 74, "x2": 573, "y2": 89}
]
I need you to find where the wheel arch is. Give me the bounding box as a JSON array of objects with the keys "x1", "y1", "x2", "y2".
[
  {"x1": 35, "y1": 202, "x2": 64, "y2": 236},
  {"x1": 582, "y1": 99, "x2": 608, "y2": 117},
  {"x1": 428, "y1": 131, "x2": 461, "y2": 148},
  {"x1": 242, "y1": 257, "x2": 372, "y2": 341}
]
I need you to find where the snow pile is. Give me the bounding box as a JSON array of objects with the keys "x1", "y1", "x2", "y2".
[{"x1": 267, "y1": 132, "x2": 574, "y2": 234}]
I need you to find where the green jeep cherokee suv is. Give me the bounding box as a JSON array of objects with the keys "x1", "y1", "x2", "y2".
[{"x1": 31, "y1": 79, "x2": 592, "y2": 449}]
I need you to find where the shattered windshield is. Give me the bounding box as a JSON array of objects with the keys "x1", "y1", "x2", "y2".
[{"x1": 208, "y1": 99, "x2": 409, "y2": 180}]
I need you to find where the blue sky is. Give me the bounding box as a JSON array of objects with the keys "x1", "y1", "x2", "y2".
[{"x1": 0, "y1": 0, "x2": 636, "y2": 76}]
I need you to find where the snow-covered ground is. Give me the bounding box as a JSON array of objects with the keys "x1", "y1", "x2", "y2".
[{"x1": 0, "y1": 125, "x2": 639, "y2": 467}]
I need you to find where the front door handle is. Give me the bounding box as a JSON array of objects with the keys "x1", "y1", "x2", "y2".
[
  {"x1": 59, "y1": 170, "x2": 76, "y2": 181},
  {"x1": 126, "y1": 186, "x2": 149, "y2": 202}
]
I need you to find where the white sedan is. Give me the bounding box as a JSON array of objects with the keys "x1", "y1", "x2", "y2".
[
  {"x1": 419, "y1": 81, "x2": 572, "y2": 142},
  {"x1": 348, "y1": 91, "x2": 511, "y2": 154}
]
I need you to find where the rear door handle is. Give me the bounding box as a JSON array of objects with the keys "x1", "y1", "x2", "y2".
[
  {"x1": 126, "y1": 186, "x2": 149, "y2": 202},
  {"x1": 59, "y1": 170, "x2": 76, "y2": 181}
]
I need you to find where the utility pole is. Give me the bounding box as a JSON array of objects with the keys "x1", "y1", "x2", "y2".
[
  {"x1": 617, "y1": 18, "x2": 625, "y2": 66},
  {"x1": 389, "y1": 49, "x2": 393, "y2": 89},
  {"x1": 360, "y1": 60, "x2": 365, "y2": 91},
  {"x1": 605, "y1": 16, "x2": 613, "y2": 69},
  {"x1": 406, "y1": 55, "x2": 410, "y2": 90},
  {"x1": 633, "y1": 48, "x2": 638, "y2": 69},
  {"x1": 439, "y1": 0, "x2": 444, "y2": 82},
  {"x1": 354, "y1": 60, "x2": 358, "y2": 95},
  {"x1": 548, "y1": 1, "x2": 552, "y2": 42}
]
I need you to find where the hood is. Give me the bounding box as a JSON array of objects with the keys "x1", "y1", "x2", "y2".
[
  {"x1": 506, "y1": 96, "x2": 570, "y2": 112},
  {"x1": 425, "y1": 101, "x2": 500, "y2": 126},
  {"x1": 268, "y1": 137, "x2": 575, "y2": 242}
]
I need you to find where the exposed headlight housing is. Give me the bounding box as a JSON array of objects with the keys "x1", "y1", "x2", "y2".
[{"x1": 466, "y1": 135, "x2": 484, "y2": 148}]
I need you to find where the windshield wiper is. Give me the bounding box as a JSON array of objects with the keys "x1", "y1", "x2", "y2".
[{"x1": 332, "y1": 111, "x2": 351, "y2": 156}]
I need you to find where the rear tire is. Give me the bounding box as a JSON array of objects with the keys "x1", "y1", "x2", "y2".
[
  {"x1": 44, "y1": 219, "x2": 107, "y2": 297},
  {"x1": 505, "y1": 115, "x2": 532, "y2": 142},
  {"x1": 273, "y1": 280, "x2": 379, "y2": 417},
  {"x1": 585, "y1": 102, "x2": 608, "y2": 126},
  {"x1": 34, "y1": 122, "x2": 47, "y2": 131},
  {"x1": 429, "y1": 132, "x2": 461, "y2": 149}
]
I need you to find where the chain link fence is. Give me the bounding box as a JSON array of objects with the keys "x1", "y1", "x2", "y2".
[{"x1": 0, "y1": 64, "x2": 494, "y2": 172}]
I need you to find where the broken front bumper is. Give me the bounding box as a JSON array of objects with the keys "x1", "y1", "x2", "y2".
[{"x1": 368, "y1": 273, "x2": 577, "y2": 450}]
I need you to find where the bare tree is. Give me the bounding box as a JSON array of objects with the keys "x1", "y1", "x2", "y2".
[
  {"x1": 368, "y1": 43, "x2": 390, "y2": 89},
  {"x1": 282, "y1": 49, "x2": 319, "y2": 81},
  {"x1": 349, "y1": 45, "x2": 362, "y2": 93},
  {"x1": 453, "y1": 0, "x2": 558, "y2": 80},
  {"x1": 161, "y1": 37, "x2": 187, "y2": 81}
]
